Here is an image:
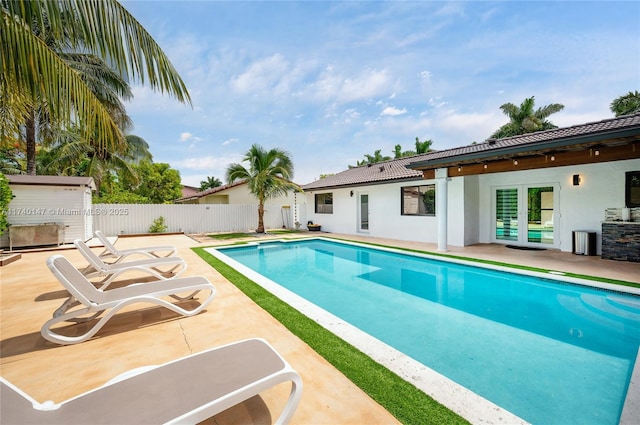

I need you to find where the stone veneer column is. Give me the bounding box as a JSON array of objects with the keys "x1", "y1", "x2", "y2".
[{"x1": 601, "y1": 222, "x2": 640, "y2": 262}]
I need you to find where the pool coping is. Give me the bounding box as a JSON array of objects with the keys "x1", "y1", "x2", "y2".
[{"x1": 205, "y1": 237, "x2": 640, "y2": 425}]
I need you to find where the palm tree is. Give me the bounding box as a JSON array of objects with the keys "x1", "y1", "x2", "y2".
[
  {"x1": 38, "y1": 128, "x2": 149, "y2": 192},
  {"x1": 226, "y1": 144, "x2": 299, "y2": 233},
  {"x1": 22, "y1": 52, "x2": 135, "y2": 175},
  {"x1": 199, "y1": 176, "x2": 223, "y2": 191},
  {"x1": 1, "y1": 0, "x2": 190, "y2": 172},
  {"x1": 491, "y1": 96, "x2": 564, "y2": 139},
  {"x1": 415, "y1": 137, "x2": 433, "y2": 154},
  {"x1": 610, "y1": 91, "x2": 640, "y2": 117}
]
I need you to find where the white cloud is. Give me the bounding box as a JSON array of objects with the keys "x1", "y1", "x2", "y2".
[
  {"x1": 175, "y1": 154, "x2": 242, "y2": 171},
  {"x1": 311, "y1": 67, "x2": 394, "y2": 103},
  {"x1": 231, "y1": 54, "x2": 290, "y2": 94},
  {"x1": 435, "y1": 2, "x2": 465, "y2": 17},
  {"x1": 177, "y1": 132, "x2": 203, "y2": 149},
  {"x1": 381, "y1": 106, "x2": 407, "y2": 116},
  {"x1": 428, "y1": 97, "x2": 447, "y2": 108},
  {"x1": 342, "y1": 108, "x2": 361, "y2": 124},
  {"x1": 222, "y1": 138, "x2": 239, "y2": 146}
]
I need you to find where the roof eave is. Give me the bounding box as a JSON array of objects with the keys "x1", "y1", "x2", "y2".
[{"x1": 407, "y1": 127, "x2": 640, "y2": 170}]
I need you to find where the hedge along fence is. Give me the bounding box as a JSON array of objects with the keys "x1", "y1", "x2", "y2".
[{"x1": 92, "y1": 203, "x2": 304, "y2": 236}]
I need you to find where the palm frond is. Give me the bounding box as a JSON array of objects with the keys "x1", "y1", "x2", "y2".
[
  {"x1": 64, "y1": 0, "x2": 191, "y2": 103},
  {"x1": 1, "y1": 7, "x2": 126, "y2": 152}
]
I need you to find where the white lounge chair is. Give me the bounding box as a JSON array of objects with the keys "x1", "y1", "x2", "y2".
[
  {"x1": 1, "y1": 338, "x2": 302, "y2": 424},
  {"x1": 95, "y1": 230, "x2": 178, "y2": 263},
  {"x1": 74, "y1": 239, "x2": 186, "y2": 288},
  {"x1": 42, "y1": 255, "x2": 215, "y2": 345}
]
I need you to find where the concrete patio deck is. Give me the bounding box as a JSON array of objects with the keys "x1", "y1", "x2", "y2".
[{"x1": 1, "y1": 232, "x2": 639, "y2": 424}]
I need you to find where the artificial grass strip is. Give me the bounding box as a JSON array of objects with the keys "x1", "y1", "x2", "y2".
[{"x1": 193, "y1": 247, "x2": 469, "y2": 425}]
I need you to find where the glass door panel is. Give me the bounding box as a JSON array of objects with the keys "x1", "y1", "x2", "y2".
[
  {"x1": 496, "y1": 188, "x2": 518, "y2": 241},
  {"x1": 360, "y1": 194, "x2": 369, "y2": 231},
  {"x1": 527, "y1": 186, "x2": 554, "y2": 245},
  {"x1": 494, "y1": 184, "x2": 558, "y2": 248}
]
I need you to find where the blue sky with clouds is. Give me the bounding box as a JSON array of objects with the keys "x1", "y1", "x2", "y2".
[{"x1": 121, "y1": 1, "x2": 640, "y2": 187}]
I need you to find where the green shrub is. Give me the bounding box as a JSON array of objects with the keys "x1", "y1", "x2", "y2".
[
  {"x1": 0, "y1": 174, "x2": 15, "y2": 237},
  {"x1": 148, "y1": 216, "x2": 167, "y2": 233}
]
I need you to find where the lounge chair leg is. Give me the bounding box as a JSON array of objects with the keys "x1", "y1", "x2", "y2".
[
  {"x1": 53, "y1": 296, "x2": 103, "y2": 323},
  {"x1": 53, "y1": 297, "x2": 79, "y2": 318}
]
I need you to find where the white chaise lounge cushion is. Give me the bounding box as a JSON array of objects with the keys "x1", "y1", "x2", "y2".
[{"x1": 0, "y1": 338, "x2": 302, "y2": 424}]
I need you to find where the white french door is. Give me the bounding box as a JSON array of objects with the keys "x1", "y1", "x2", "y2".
[{"x1": 493, "y1": 184, "x2": 559, "y2": 248}]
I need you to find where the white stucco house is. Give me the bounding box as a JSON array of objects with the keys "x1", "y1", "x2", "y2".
[
  {"x1": 301, "y1": 114, "x2": 640, "y2": 256},
  {"x1": 175, "y1": 180, "x2": 305, "y2": 229}
]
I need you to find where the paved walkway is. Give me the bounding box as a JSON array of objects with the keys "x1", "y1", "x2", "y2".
[{"x1": 1, "y1": 233, "x2": 638, "y2": 424}]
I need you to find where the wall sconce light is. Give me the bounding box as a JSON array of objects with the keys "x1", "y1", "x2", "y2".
[
  {"x1": 594, "y1": 149, "x2": 600, "y2": 156},
  {"x1": 550, "y1": 155, "x2": 556, "y2": 161},
  {"x1": 457, "y1": 166, "x2": 462, "y2": 172},
  {"x1": 350, "y1": 190, "x2": 354, "y2": 197},
  {"x1": 483, "y1": 163, "x2": 488, "y2": 169},
  {"x1": 572, "y1": 174, "x2": 581, "y2": 186},
  {"x1": 513, "y1": 159, "x2": 518, "y2": 166}
]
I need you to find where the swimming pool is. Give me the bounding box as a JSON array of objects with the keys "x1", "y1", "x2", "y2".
[{"x1": 207, "y1": 238, "x2": 640, "y2": 425}]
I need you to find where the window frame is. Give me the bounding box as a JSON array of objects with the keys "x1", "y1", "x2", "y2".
[
  {"x1": 625, "y1": 171, "x2": 640, "y2": 208},
  {"x1": 401, "y1": 184, "x2": 436, "y2": 216},
  {"x1": 315, "y1": 192, "x2": 334, "y2": 214}
]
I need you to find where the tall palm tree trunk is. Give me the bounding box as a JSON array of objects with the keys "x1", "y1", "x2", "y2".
[
  {"x1": 25, "y1": 111, "x2": 36, "y2": 175},
  {"x1": 257, "y1": 202, "x2": 265, "y2": 233}
]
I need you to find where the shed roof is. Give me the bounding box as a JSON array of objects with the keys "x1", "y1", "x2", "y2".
[{"x1": 6, "y1": 175, "x2": 96, "y2": 190}]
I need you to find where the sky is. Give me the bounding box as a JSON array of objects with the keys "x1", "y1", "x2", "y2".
[{"x1": 120, "y1": 0, "x2": 640, "y2": 187}]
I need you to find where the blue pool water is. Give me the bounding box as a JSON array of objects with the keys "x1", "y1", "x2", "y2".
[{"x1": 214, "y1": 239, "x2": 640, "y2": 425}]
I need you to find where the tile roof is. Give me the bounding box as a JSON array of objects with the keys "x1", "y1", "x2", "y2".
[
  {"x1": 180, "y1": 185, "x2": 200, "y2": 198},
  {"x1": 407, "y1": 113, "x2": 640, "y2": 169},
  {"x1": 175, "y1": 180, "x2": 247, "y2": 202},
  {"x1": 302, "y1": 155, "x2": 425, "y2": 190},
  {"x1": 302, "y1": 113, "x2": 640, "y2": 190}
]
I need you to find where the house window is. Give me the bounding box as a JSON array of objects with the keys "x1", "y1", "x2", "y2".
[
  {"x1": 315, "y1": 193, "x2": 333, "y2": 214},
  {"x1": 626, "y1": 171, "x2": 640, "y2": 207},
  {"x1": 401, "y1": 185, "x2": 435, "y2": 216}
]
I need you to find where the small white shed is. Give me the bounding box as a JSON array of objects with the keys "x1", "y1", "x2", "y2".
[{"x1": 2, "y1": 175, "x2": 96, "y2": 249}]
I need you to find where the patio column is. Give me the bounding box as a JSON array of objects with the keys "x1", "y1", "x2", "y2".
[{"x1": 435, "y1": 168, "x2": 449, "y2": 252}]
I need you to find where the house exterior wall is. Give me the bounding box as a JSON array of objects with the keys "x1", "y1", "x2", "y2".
[
  {"x1": 303, "y1": 158, "x2": 640, "y2": 252},
  {"x1": 477, "y1": 158, "x2": 640, "y2": 253},
  {"x1": 190, "y1": 184, "x2": 297, "y2": 207},
  {"x1": 304, "y1": 179, "x2": 467, "y2": 246},
  {"x1": 198, "y1": 194, "x2": 229, "y2": 204},
  {"x1": 2, "y1": 184, "x2": 93, "y2": 247}
]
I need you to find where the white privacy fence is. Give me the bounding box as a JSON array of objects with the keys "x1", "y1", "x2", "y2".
[{"x1": 93, "y1": 203, "x2": 307, "y2": 236}]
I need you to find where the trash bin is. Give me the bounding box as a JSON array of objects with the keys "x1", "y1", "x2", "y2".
[{"x1": 572, "y1": 231, "x2": 596, "y2": 256}]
